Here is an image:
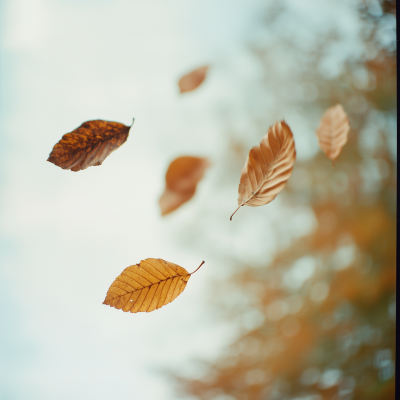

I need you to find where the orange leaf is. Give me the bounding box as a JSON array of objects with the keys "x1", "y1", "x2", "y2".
[
  {"x1": 231, "y1": 121, "x2": 296, "y2": 220},
  {"x1": 178, "y1": 66, "x2": 209, "y2": 93},
  {"x1": 47, "y1": 119, "x2": 133, "y2": 171},
  {"x1": 316, "y1": 104, "x2": 350, "y2": 163},
  {"x1": 159, "y1": 156, "x2": 210, "y2": 216},
  {"x1": 103, "y1": 259, "x2": 204, "y2": 313}
]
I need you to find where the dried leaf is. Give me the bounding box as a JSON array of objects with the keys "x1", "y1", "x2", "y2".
[
  {"x1": 231, "y1": 121, "x2": 296, "y2": 220},
  {"x1": 316, "y1": 104, "x2": 350, "y2": 163},
  {"x1": 103, "y1": 259, "x2": 204, "y2": 313},
  {"x1": 159, "y1": 156, "x2": 210, "y2": 216},
  {"x1": 47, "y1": 119, "x2": 133, "y2": 171},
  {"x1": 178, "y1": 66, "x2": 209, "y2": 93}
]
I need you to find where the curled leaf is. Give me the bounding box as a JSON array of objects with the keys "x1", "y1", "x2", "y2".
[
  {"x1": 159, "y1": 156, "x2": 210, "y2": 216},
  {"x1": 316, "y1": 104, "x2": 350, "y2": 163},
  {"x1": 103, "y1": 259, "x2": 204, "y2": 313},
  {"x1": 47, "y1": 119, "x2": 133, "y2": 171},
  {"x1": 178, "y1": 66, "x2": 209, "y2": 93},
  {"x1": 231, "y1": 121, "x2": 296, "y2": 220}
]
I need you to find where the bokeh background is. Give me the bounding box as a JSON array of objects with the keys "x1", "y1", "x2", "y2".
[{"x1": 0, "y1": 1, "x2": 396, "y2": 399}]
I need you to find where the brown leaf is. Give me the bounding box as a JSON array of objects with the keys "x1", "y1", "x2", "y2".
[
  {"x1": 103, "y1": 259, "x2": 204, "y2": 313},
  {"x1": 47, "y1": 119, "x2": 133, "y2": 171},
  {"x1": 231, "y1": 121, "x2": 296, "y2": 220},
  {"x1": 159, "y1": 156, "x2": 210, "y2": 216},
  {"x1": 316, "y1": 104, "x2": 350, "y2": 163},
  {"x1": 178, "y1": 66, "x2": 209, "y2": 93}
]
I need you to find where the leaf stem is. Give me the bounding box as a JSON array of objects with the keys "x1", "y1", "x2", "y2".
[
  {"x1": 190, "y1": 261, "x2": 205, "y2": 275},
  {"x1": 230, "y1": 205, "x2": 242, "y2": 221}
]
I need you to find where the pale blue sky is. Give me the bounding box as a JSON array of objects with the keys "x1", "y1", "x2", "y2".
[{"x1": 0, "y1": 1, "x2": 373, "y2": 399}]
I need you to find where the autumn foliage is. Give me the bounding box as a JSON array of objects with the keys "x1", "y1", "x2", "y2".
[
  {"x1": 316, "y1": 105, "x2": 350, "y2": 164},
  {"x1": 159, "y1": 156, "x2": 210, "y2": 215},
  {"x1": 103, "y1": 259, "x2": 204, "y2": 313},
  {"x1": 231, "y1": 121, "x2": 296, "y2": 220},
  {"x1": 48, "y1": 119, "x2": 133, "y2": 171},
  {"x1": 178, "y1": 66, "x2": 209, "y2": 93}
]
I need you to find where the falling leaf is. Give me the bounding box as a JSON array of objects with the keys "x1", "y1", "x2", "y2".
[
  {"x1": 316, "y1": 104, "x2": 350, "y2": 164},
  {"x1": 178, "y1": 66, "x2": 209, "y2": 93},
  {"x1": 159, "y1": 156, "x2": 210, "y2": 216},
  {"x1": 231, "y1": 121, "x2": 296, "y2": 220},
  {"x1": 103, "y1": 259, "x2": 204, "y2": 313},
  {"x1": 47, "y1": 119, "x2": 133, "y2": 171}
]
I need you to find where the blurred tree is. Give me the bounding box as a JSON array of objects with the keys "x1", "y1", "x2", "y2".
[{"x1": 170, "y1": 1, "x2": 396, "y2": 399}]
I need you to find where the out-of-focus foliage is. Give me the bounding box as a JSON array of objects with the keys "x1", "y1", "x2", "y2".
[{"x1": 171, "y1": 1, "x2": 396, "y2": 399}]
